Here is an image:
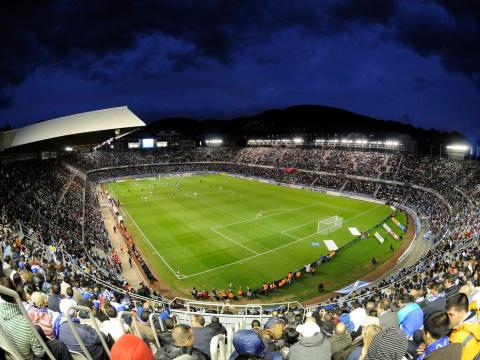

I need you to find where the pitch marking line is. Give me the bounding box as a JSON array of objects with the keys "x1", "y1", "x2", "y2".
[
  {"x1": 212, "y1": 202, "x2": 322, "y2": 230},
  {"x1": 280, "y1": 217, "x2": 331, "y2": 235},
  {"x1": 109, "y1": 188, "x2": 183, "y2": 280},
  {"x1": 181, "y1": 204, "x2": 383, "y2": 279},
  {"x1": 208, "y1": 202, "x2": 324, "y2": 256},
  {"x1": 209, "y1": 227, "x2": 260, "y2": 255}
]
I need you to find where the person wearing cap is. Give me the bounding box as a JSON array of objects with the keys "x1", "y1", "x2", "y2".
[
  {"x1": 289, "y1": 317, "x2": 331, "y2": 360},
  {"x1": 229, "y1": 329, "x2": 283, "y2": 360},
  {"x1": 111, "y1": 334, "x2": 154, "y2": 360}
]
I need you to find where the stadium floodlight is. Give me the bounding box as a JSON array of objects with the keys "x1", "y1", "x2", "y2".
[
  {"x1": 355, "y1": 139, "x2": 368, "y2": 144},
  {"x1": 293, "y1": 137, "x2": 303, "y2": 144},
  {"x1": 385, "y1": 140, "x2": 400, "y2": 147},
  {"x1": 446, "y1": 144, "x2": 469, "y2": 152},
  {"x1": 206, "y1": 138, "x2": 223, "y2": 145},
  {"x1": 65, "y1": 146, "x2": 73, "y2": 152}
]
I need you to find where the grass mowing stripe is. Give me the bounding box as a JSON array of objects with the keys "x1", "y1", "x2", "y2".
[{"x1": 106, "y1": 174, "x2": 401, "y2": 300}]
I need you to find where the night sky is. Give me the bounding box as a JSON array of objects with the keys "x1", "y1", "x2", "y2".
[{"x1": 1, "y1": 1, "x2": 479, "y2": 137}]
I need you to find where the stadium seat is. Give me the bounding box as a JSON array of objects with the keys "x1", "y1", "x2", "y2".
[{"x1": 69, "y1": 350, "x2": 90, "y2": 360}]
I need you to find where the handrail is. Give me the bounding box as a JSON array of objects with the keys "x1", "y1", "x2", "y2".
[
  {"x1": 16, "y1": 159, "x2": 474, "y2": 313},
  {"x1": 210, "y1": 334, "x2": 227, "y2": 360},
  {"x1": 117, "y1": 310, "x2": 141, "y2": 335},
  {"x1": 0, "y1": 284, "x2": 56, "y2": 360},
  {"x1": 226, "y1": 326, "x2": 234, "y2": 357},
  {"x1": 149, "y1": 312, "x2": 164, "y2": 349},
  {"x1": 65, "y1": 305, "x2": 111, "y2": 358}
]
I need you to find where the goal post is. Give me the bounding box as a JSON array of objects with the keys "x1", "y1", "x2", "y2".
[{"x1": 317, "y1": 215, "x2": 343, "y2": 235}]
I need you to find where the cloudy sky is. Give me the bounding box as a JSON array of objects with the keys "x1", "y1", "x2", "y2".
[{"x1": 1, "y1": 1, "x2": 479, "y2": 137}]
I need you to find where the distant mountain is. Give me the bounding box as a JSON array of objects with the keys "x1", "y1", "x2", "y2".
[{"x1": 147, "y1": 105, "x2": 464, "y2": 146}]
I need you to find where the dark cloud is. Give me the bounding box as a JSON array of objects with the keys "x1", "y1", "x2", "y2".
[{"x1": 0, "y1": 0, "x2": 479, "y2": 109}]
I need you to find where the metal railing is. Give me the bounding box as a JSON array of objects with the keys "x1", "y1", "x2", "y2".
[{"x1": 65, "y1": 305, "x2": 111, "y2": 360}]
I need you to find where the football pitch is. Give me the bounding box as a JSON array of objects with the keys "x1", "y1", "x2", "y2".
[{"x1": 106, "y1": 173, "x2": 406, "y2": 301}]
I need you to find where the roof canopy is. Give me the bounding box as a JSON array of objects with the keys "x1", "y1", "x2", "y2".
[{"x1": 1, "y1": 107, "x2": 145, "y2": 150}]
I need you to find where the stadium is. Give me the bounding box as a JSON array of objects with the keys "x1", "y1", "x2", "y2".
[
  {"x1": 1, "y1": 2, "x2": 480, "y2": 360},
  {"x1": 1, "y1": 106, "x2": 479, "y2": 360}
]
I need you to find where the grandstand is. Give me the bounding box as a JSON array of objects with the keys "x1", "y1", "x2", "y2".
[{"x1": 0, "y1": 109, "x2": 479, "y2": 360}]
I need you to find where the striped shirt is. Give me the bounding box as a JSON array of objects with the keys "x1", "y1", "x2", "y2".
[{"x1": 0, "y1": 301, "x2": 45, "y2": 360}]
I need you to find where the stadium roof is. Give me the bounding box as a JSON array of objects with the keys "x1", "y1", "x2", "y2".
[{"x1": 1, "y1": 107, "x2": 145, "y2": 150}]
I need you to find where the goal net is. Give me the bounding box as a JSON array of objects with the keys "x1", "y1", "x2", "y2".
[{"x1": 317, "y1": 216, "x2": 343, "y2": 235}]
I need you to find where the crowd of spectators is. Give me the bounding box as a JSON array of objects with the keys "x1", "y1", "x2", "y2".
[{"x1": 1, "y1": 146, "x2": 479, "y2": 359}]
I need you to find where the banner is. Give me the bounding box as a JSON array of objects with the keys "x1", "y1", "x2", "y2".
[
  {"x1": 348, "y1": 227, "x2": 361, "y2": 236},
  {"x1": 374, "y1": 232, "x2": 385, "y2": 243},
  {"x1": 383, "y1": 223, "x2": 399, "y2": 240},
  {"x1": 323, "y1": 240, "x2": 339, "y2": 251},
  {"x1": 283, "y1": 167, "x2": 297, "y2": 174},
  {"x1": 391, "y1": 217, "x2": 406, "y2": 232}
]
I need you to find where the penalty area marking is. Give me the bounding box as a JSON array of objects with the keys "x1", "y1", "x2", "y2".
[{"x1": 182, "y1": 203, "x2": 383, "y2": 279}]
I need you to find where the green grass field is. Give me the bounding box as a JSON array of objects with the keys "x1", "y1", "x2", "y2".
[{"x1": 106, "y1": 173, "x2": 407, "y2": 301}]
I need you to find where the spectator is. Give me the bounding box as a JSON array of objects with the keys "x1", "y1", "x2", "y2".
[
  {"x1": 363, "y1": 328, "x2": 408, "y2": 360},
  {"x1": 206, "y1": 315, "x2": 227, "y2": 336},
  {"x1": 155, "y1": 324, "x2": 209, "y2": 360},
  {"x1": 27, "y1": 291, "x2": 57, "y2": 340},
  {"x1": 417, "y1": 311, "x2": 462, "y2": 360},
  {"x1": 329, "y1": 322, "x2": 353, "y2": 355},
  {"x1": 101, "y1": 305, "x2": 128, "y2": 342},
  {"x1": 0, "y1": 277, "x2": 46, "y2": 360},
  {"x1": 279, "y1": 327, "x2": 299, "y2": 359},
  {"x1": 446, "y1": 293, "x2": 480, "y2": 360},
  {"x1": 59, "y1": 286, "x2": 77, "y2": 316},
  {"x1": 289, "y1": 317, "x2": 331, "y2": 360},
  {"x1": 57, "y1": 308, "x2": 108, "y2": 360},
  {"x1": 422, "y1": 283, "x2": 447, "y2": 318},
  {"x1": 377, "y1": 298, "x2": 398, "y2": 330},
  {"x1": 358, "y1": 324, "x2": 381, "y2": 360},
  {"x1": 158, "y1": 317, "x2": 176, "y2": 346},
  {"x1": 48, "y1": 282, "x2": 62, "y2": 313},
  {"x1": 229, "y1": 329, "x2": 283, "y2": 360},
  {"x1": 445, "y1": 275, "x2": 460, "y2": 299},
  {"x1": 264, "y1": 310, "x2": 284, "y2": 329},
  {"x1": 191, "y1": 315, "x2": 216, "y2": 358},
  {"x1": 251, "y1": 319, "x2": 261, "y2": 333},
  {"x1": 397, "y1": 294, "x2": 424, "y2": 338},
  {"x1": 111, "y1": 334, "x2": 154, "y2": 360}
]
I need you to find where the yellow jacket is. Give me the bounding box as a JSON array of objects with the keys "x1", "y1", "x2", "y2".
[{"x1": 449, "y1": 322, "x2": 480, "y2": 360}]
